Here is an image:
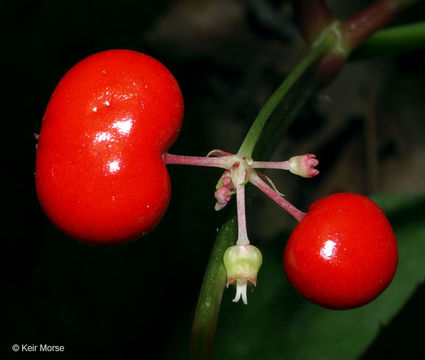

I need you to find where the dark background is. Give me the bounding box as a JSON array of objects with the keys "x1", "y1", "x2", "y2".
[{"x1": 4, "y1": 0, "x2": 425, "y2": 359}]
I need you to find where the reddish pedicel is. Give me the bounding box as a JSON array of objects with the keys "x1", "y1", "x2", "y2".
[
  {"x1": 35, "y1": 50, "x2": 183, "y2": 244},
  {"x1": 283, "y1": 193, "x2": 398, "y2": 309}
]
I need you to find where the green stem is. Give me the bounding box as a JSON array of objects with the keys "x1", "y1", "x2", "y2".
[
  {"x1": 189, "y1": 4, "x2": 422, "y2": 360},
  {"x1": 352, "y1": 22, "x2": 425, "y2": 59},
  {"x1": 190, "y1": 216, "x2": 237, "y2": 360},
  {"x1": 236, "y1": 35, "x2": 335, "y2": 158},
  {"x1": 252, "y1": 72, "x2": 322, "y2": 160},
  {"x1": 189, "y1": 31, "x2": 336, "y2": 360},
  {"x1": 188, "y1": 74, "x2": 322, "y2": 360}
]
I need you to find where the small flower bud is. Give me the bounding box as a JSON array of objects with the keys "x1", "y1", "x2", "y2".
[
  {"x1": 223, "y1": 244, "x2": 263, "y2": 305},
  {"x1": 222, "y1": 176, "x2": 233, "y2": 187},
  {"x1": 214, "y1": 187, "x2": 233, "y2": 211},
  {"x1": 214, "y1": 170, "x2": 235, "y2": 211},
  {"x1": 288, "y1": 154, "x2": 319, "y2": 178}
]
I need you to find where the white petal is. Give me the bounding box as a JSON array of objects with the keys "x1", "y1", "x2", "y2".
[{"x1": 232, "y1": 280, "x2": 248, "y2": 305}]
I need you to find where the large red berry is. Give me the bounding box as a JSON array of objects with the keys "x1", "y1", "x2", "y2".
[
  {"x1": 35, "y1": 50, "x2": 183, "y2": 244},
  {"x1": 283, "y1": 193, "x2": 398, "y2": 309}
]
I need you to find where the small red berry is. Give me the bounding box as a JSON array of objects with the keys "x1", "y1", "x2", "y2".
[
  {"x1": 283, "y1": 193, "x2": 398, "y2": 309},
  {"x1": 35, "y1": 50, "x2": 183, "y2": 244}
]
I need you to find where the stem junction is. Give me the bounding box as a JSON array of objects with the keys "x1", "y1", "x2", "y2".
[{"x1": 165, "y1": 150, "x2": 315, "y2": 224}]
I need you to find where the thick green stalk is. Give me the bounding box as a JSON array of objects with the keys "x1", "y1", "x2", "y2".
[
  {"x1": 189, "y1": 3, "x2": 423, "y2": 360},
  {"x1": 252, "y1": 73, "x2": 322, "y2": 160},
  {"x1": 189, "y1": 28, "x2": 335, "y2": 360},
  {"x1": 190, "y1": 216, "x2": 237, "y2": 360},
  {"x1": 236, "y1": 35, "x2": 335, "y2": 158},
  {"x1": 189, "y1": 72, "x2": 325, "y2": 360},
  {"x1": 352, "y1": 22, "x2": 425, "y2": 59}
]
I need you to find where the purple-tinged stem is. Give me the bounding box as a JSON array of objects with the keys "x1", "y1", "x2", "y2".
[
  {"x1": 312, "y1": 0, "x2": 417, "y2": 84},
  {"x1": 341, "y1": 0, "x2": 404, "y2": 51},
  {"x1": 163, "y1": 153, "x2": 232, "y2": 169},
  {"x1": 252, "y1": 161, "x2": 289, "y2": 170},
  {"x1": 249, "y1": 172, "x2": 306, "y2": 222},
  {"x1": 292, "y1": 0, "x2": 334, "y2": 44},
  {"x1": 236, "y1": 167, "x2": 249, "y2": 245}
]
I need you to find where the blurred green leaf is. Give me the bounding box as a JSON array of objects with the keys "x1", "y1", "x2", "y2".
[{"x1": 213, "y1": 193, "x2": 425, "y2": 359}]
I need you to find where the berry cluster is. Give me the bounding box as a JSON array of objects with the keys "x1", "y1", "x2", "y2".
[{"x1": 35, "y1": 50, "x2": 398, "y2": 310}]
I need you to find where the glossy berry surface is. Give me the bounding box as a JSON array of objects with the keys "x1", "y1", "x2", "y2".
[
  {"x1": 35, "y1": 50, "x2": 183, "y2": 244},
  {"x1": 283, "y1": 193, "x2": 398, "y2": 309}
]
